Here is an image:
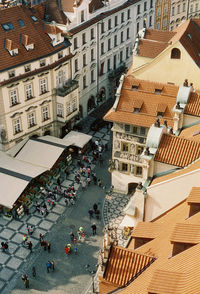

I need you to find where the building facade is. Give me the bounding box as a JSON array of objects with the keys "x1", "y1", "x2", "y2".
[
  {"x1": 46, "y1": 0, "x2": 155, "y2": 119},
  {"x1": 154, "y1": 0, "x2": 171, "y2": 30},
  {"x1": 0, "y1": 5, "x2": 79, "y2": 151},
  {"x1": 169, "y1": 0, "x2": 189, "y2": 30}
]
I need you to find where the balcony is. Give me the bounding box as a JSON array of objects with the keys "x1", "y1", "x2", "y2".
[
  {"x1": 108, "y1": 63, "x2": 126, "y2": 79},
  {"x1": 114, "y1": 151, "x2": 143, "y2": 163},
  {"x1": 56, "y1": 79, "x2": 78, "y2": 97}
]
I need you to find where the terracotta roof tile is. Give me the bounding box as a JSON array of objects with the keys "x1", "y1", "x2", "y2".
[
  {"x1": 187, "y1": 187, "x2": 200, "y2": 204},
  {"x1": 137, "y1": 39, "x2": 169, "y2": 58},
  {"x1": 44, "y1": 24, "x2": 62, "y2": 35},
  {"x1": 104, "y1": 76, "x2": 178, "y2": 128},
  {"x1": 103, "y1": 246, "x2": 155, "y2": 287},
  {"x1": 89, "y1": 0, "x2": 104, "y2": 13},
  {"x1": 61, "y1": 0, "x2": 83, "y2": 12},
  {"x1": 154, "y1": 134, "x2": 200, "y2": 167},
  {"x1": 184, "y1": 90, "x2": 200, "y2": 116},
  {"x1": 132, "y1": 222, "x2": 161, "y2": 239},
  {"x1": 170, "y1": 223, "x2": 200, "y2": 243},
  {"x1": 145, "y1": 29, "x2": 175, "y2": 42},
  {"x1": 44, "y1": 0, "x2": 69, "y2": 25},
  {"x1": 179, "y1": 124, "x2": 200, "y2": 142}
]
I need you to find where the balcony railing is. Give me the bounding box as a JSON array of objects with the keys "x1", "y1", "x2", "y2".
[
  {"x1": 114, "y1": 151, "x2": 143, "y2": 163},
  {"x1": 56, "y1": 79, "x2": 78, "y2": 97}
]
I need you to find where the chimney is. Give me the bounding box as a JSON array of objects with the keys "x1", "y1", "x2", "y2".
[
  {"x1": 183, "y1": 79, "x2": 188, "y2": 87},
  {"x1": 164, "y1": 120, "x2": 168, "y2": 127},
  {"x1": 154, "y1": 118, "x2": 160, "y2": 127}
]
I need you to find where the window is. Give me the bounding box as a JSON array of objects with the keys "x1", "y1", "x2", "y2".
[
  {"x1": 2, "y1": 22, "x2": 14, "y2": 31},
  {"x1": 28, "y1": 112, "x2": 36, "y2": 127},
  {"x1": 81, "y1": 10, "x2": 85, "y2": 22},
  {"x1": 144, "y1": 1, "x2": 147, "y2": 11},
  {"x1": 164, "y1": 4, "x2": 168, "y2": 15},
  {"x1": 72, "y1": 98, "x2": 77, "y2": 111},
  {"x1": 75, "y1": 59, "x2": 78, "y2": 72},
  {"x1": 83, "y1": 53, "x2": 86, "y2": 66},
  {"x1": 57, "y1": 70, "x2": 64, "y2": 87},
  {"x1": 190, "y1": 4, "x2": 193, "y2": 13},
  {"x1": 195, "y1": 3, "x2": 198, "y2": 12},
  {"x1": 177, "y1": 4, "x2": 180, "y2": 14},
  {"x1": 137, "y1": 145, "x2": 144, "y2": 155},
  {"x1": 101, "y1": 42, "x2": 104, "y2": 55},
  {"x1": 74, "y1": 37, "x2": 78, "y2": 50},
  {"x1": 115, "y1": 15, "x2": 118, "y2": 26},
  {"x1": 101, "y1": 22, "x2": 105, "y2": 34},
  {"x1": 183, "y1": 3, "x2": 186, "y2": 12},
  {"x1": 91, "y1": 70, "x2": 95, "y2": 83},
  {"x1": 156, "y1": 22, "x2": 160, "y2": 29},
  {"x1": 40, "y1": 59, "x2": 46, "y2": 67},
  {"x1": 127, "y1": 9, "x2": 130, "y2": 19},
  {"x1": 18, "y1": 19, "x2": 25, "y2": 27},
  {"x1": 157, "y1": 8, "x2": 161, "y2": 16},
  {"x1": 40, "y1": 78, "x2": 47, "y2": 94},
  {"x1": 108, "y1": 19, "x2": 112, "y2": 30},
  {"x1": 66, "y1": 102, "x2": 71, "y2": 115},
  {"x1": 31, "y1": 15, "x2": 38, "y2": 22},
  {"x1": 125, "y1": 124, "x2": 130, "y2": 132},
  {"x1": 171, "y1": 48, "x2": 181, "y2": 59},
  {"x1": 133, "y1": 126, "x2": 138, "y2": 134},
  {"x1": 137, "y1": 4, "x2": 140, "y2": 14},
  {"x1": 24, "y1": 64, "x2": 31, "y2": 72},
  {"x1": 107, "y1": 58, "x2": 111, "y2": 71},
  {"x1": 120, "y1": 51, "x2": 123, "y2": 63},
  {"x1": 91, "y1": 28, "x2": 94, "y2": 40},
  {"x1": 121, "y1": 31, "x2": 124, "y2": 43},
  {"x1": 113, "y1": 55, "x2": 117, "y2": 70},
  {"x1": 171, "y1": 6, "x2": 174, "y2": 16},
  {"x1": 121, "y1": 12, "x2": 124, "y2": 23},
  {"x1": 91, "y1": 48, "x2": 94, "y2": 61},
  {"x1": 82, "y1": 33, "x2": 86, "y2": 45},
  {"x1": 114, "y1": 35, "x2": 117, "y2": 46},
  {"x1": 136, "y1": 22, "x2": 140, "y2": 33},
  {"x1": 25, "y1": 84, "x2": 33, "y2": 99},
  {"x1": 136, "y1": 166, "x2": 142, "y2": 175},
  {"x1": 57, "y1": 103, "x2": 63, "y2": 117},
  {"x1": 42, "y1": 106, "x2": 49, "y2": 121},
  {"x1": 143, "y1": 19, "x2": 146, "y2": 28},
  {"x1": 127, "y1": 28, "x2": 130, "y2": 39},
  {"x1": 163, "y1": 19, "x2": 167, "y2": 28},
  {"x1": 10, "y1": 89, "x2": 18, "y2": 106},
  {"x1": 150, "y1": 0, "x2": 153, "y2": 8},
  {"x1": 140, "y1": 127, "x2": 146, "y2": 136},
  {"x1": 108, "y1": 38, "x2": 111, "y2": 51},
  {"x1": 58, "y1": 51, "x2": 63, "y2": 59},
  {"x1": 121, "y1": 163, "x2": 128, "y2": 172},
  {"x1": 13, "y1": 118, "x2": 21, "y2": 134},
  {"x1": 126, "y1": 47, "x2": 129, "y2": 59},
  {"x1": 149, "y1": 15, "x2": 152, "y2": 26},
  {"x1": 122, "y1": 142, "x2": 129, "y2": 152},
  {"x1": 9, "y1": 70, "x2": 15, "y2": 78},
  {"x1": 83, "y1": 75, "x2": 86, "y2": 89}
]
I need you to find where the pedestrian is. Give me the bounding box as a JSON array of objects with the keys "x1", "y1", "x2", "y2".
[
  {"x1": 28, "y1": 241, "x2": 32, "y2": 253},
  {"x1": 99, "y1": 156, "x2": 103, "y2": 167},
  {"x1": 43, "y1": 240, "x2": 47, "y2": 251},
  {"x1": 70, "y1": 232, "x2": 75, "y2": 242},
  {"x1": 57, "y1": 177, "x2": 61, "y2": 186},
  {"x1": 81, "y1": 180, "x2": 86, "y2": 190},
  {"x1": 88, "y1": 208, "x2": 94, "y2": 220},
  {"x1": 74, "y1": 247, "x2": 78, "y2": 255},
  {"x1": 25, "y1": 278, "x2": 29, "y2": 288},
  {"x1": 39, "y1": 233, "x2": 44, "y2": 243},
  {"x1": 65, "y1": 246, "x2": 69, "y2": 257},
  {"x1": 93, "y1": 203, "x2": 98, "y2": 212},
  {"x1": 51, "y1": 260, "x2": 55, "y2": 271},
  {"x1": 23, "y1": 204, "x2": 29, "y2": 215},
  {"x1": 95, "y1": 209, "x2": 100, "y2": 220},
  {"x1": 46, "y1": 261, "x2": 51, "y2": 273},
  {"x1": 1, "y1": 242, "x2": 5, "y2": 252},
  {"x1": 23, "y1": 234, "x2": 27, "y2": 245},
  {"x1": 47, "y1": 242, "x2": 51, "y2": 253},
  {"x1": 91, "y1": 223, "x2": 97, "y2": 235},
  {"x1": 4, "y1": 242, "x2": 8, "y2": 253},
  {"x1": 21, "y1": 274, "x2": 28, "y2": 283},
  {"x1": 87, "y1": 177, "x2": 91, "y2": 185},
  {"x1": 32, "y1": 266, "x2": 36, "y2": 278},
  {"x1": 73, "y1": 236, "x2": 77, "y2": 245},
  {"x1": 97, "y1": 179, "x2": 102, "y2": 187}
]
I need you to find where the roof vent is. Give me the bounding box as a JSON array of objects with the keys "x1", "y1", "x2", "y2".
[{"x1": 154, "y1": 88, "x2": 162, "y2": 94}]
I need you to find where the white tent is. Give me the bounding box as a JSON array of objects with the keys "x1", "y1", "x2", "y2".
[{"x1": 63, "y1": 131, "x2": 92, "y2": 149}]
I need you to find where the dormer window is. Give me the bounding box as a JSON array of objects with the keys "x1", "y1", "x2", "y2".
[
  {"x1": 154, "y1": 88, "x2": 162, "y2": 94},
  {"x1": 132, "y1": 81, "x2": 139, "y2": 90},
  {"x1": 9, "y1": 70, "x2": 15, "y2": 78},
  {"x1": 58, "y1": 51, "x2": 63, "y2": 59},
  {"x1": 22, "y1": 34, "x2": 34, "y2": 51},
  {"x1": 26, "y1": 43, "x2": 34, "y2": 51},
  {"x1": 40, "y1": 59, "x2": 46, "y2": 67},
  {"x1": 157, "y1": 103, "x2": 166, "y2": 117},
  {"x1": 31, "y1": 15, "x2": 38, "y2": 22},
  {"x1": 24, "y1": 64, "x2": 31, "y2": 72},
  {"x1": 133, "y1": 99, "x2": 143, "y2": 113},
  {"x1": 10, "y1": 49, "x2": 18, "y2": 56}
]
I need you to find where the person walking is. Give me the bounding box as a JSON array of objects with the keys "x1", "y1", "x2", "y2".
[
  {"x1": 32, "y1": 266, "x2": 36, "y2": 278},
  {"x1": 70, "y1": 232, "x2": 75, "y2": 242},
  {"x1": 74, "y1": 247, "x2": 78, "y2": 255},
  {"x1": 65, "y1": 246, "x2": 69, "y2": 257},
  {"x1": 51, "y1": 261, "x2": 55, "y2": 271},
  {"x1": 91, "y1": 223, "x2": 97, "y2": 235},
  {"x1": 25, "y1": 278, "x2": 29, "y2": 288},
  {"x1": 47, "y1": 242, "x2": 51, "y2": 253},
  {"x1": 93, "y1": 203, "x2": 98, "y2": 212},
  {"x1": 1, "y1": 242, "x2": 5, "y2": 252},
  {"x1": 23, "y1": 234, "x2": 27, "y2": 245},
  {"x1": 28, "y1": 241, "x2": 32, "y2": 253},
  {"x1": 43, "y1": 240, "x2": 47, "y2": 251},
  {"x1": 39, "y1": 233, "x2": 44, "y2": 243},
  {"x1": 46, "y1": 261, "x2": 51, "y2": 273},
  {"x1": 88, "y1": 208, "x2": 94, "y2": 220},
  {"x1": 73, "y1": 236, "x2": 77, "y2": 245}
]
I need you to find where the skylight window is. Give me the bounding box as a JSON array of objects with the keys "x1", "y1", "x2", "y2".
[
  {"x1": 187, "y1": 33, "x2": 192, "y2": 40},
  {"x1": 18, "y1": 19, "x2": 25, "y2": 27},
  {"x1": 2, "y1": 23, "x2": 14, "y2": 31},
  {"x1": 31, "y1": 15, "x2": 38, "y2": 22}
]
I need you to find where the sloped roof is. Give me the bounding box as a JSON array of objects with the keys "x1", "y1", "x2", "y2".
[
  {"x1": 45, "y1": 0, "x2": 69, "y2": 24},
  {"x1": 132, "y1": 222, "x2": 161, "y2": 239},
  {"x1": 187, "y1": 187, "x2": 200, "y2": 203},
  {"x1": 170, "y1": 223, "x2": 200, "y2": 244},
  {"x1": 184, "y1": 90, "x2": 200, "y2": 116},
  {"x1": 154, "y1": 134, "x2": 200, "y2": 167},
  {"x1": 61, "y1": 0, "x2": 83, "y2": 12},
  {"x1": 0, "y1": 5, "x2": 68, "y2": 72},
  {"x1": 89, "y1": 0, "x2": 104, "y2": 13},
  {"x1": 144, "y1": 29, "x2": 175, "y2": 43},
  {"x1": 137, "y1": 39, "x2": 169, "y2": 58},
  {"x1": 179, "y1": 123, "x2": 200, "y2": 142},
  {"x1": 104, "y1": 76, "x2": 178, "y2": 128},
  {"x1": 44, "y1": 24, "x2": 62, "y2": 35},
  {"x1": 103, "y1": 246, "x2": 155, "y2": 287}
]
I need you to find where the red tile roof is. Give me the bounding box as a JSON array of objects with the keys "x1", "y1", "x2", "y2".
[
  {"x1": 137, "y1": 39, "x2": 169, "y2": 58},
  {"x1": 0, "y1": 6, "x2": 68, "y2": 72},
  {"x1": 154, "y1": 134, "x2": 200, "y2": 167},
  {"x1": 187, "y1": 187, "x2": 200, "y2": 204},
  {"x1": 184, "y1": 90, "x2": 200, "y2": 116},
  {"x1": 144, "y1": 29, "x2": 175, "y2": 43},
  {"x1": 89, "y1": 0, "x2": 104, "y2": 13},
  {"x1": 45, "y1": 0, "x2": 69, "y2": 24},
  {"x1": 132, "y1": 222, "x2": 161, "y2": 239},
  {"x1": 170, "y1": 223, "x2": 200, "y2": 244}
]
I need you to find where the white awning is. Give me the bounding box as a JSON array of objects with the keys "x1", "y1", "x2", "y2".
[
  {"x1": 15, "y1": 138, "x2": 66, "y2": 169},
  {"x1": 63, "y1": 131, "x2": 92, "y2": 149},
  {"x1": 119, "y1": 215, "x2": 137, "y2": 229},
  {"x1": 39, "y1": 135, "x2": 71, "y2": 148}
]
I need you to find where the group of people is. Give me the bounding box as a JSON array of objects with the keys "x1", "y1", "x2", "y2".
[
  {"x1": 88, "y1": 203, "x2": 100, "y2": 220},
  {"x1": 1, "y1": 241, "x2": 8, "y2": 253}
]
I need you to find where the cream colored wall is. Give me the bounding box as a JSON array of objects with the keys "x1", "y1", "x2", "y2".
[
  {"x1": 112, "y1": 170, "x2": 145, "y2": 194},
  {"x1": 145, "y1": 167, "x2": 200, "y2": 222},
  {"x1": 132, "y1": 42, "x2": 200, "y2": 88},
  {"x1": 154, "y1": 161, "x2": 179, "y2": 174},
  {"x1": 132, "y1": 55, "x2": 152, "y2": 72}
]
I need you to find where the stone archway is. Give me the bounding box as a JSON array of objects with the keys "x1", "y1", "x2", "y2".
[{"x1": 87, "y1": 95, "x2": 95, "y2": 113}]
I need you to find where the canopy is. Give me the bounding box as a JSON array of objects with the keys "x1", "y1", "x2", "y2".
[
  {"x1": 15, "y1": 138, "x2": 66, "y2": 169},
  {"x1": 63, "y1": 131, "x2": 92, "y2": 149}
]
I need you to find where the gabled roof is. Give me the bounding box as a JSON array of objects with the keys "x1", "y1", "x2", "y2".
[
  {"x1": 170, "y1": 223, "x2": 200, "y2": 244},
  {"x1": 104, "y1": 76, "x2": 178, "y2": 128},
  {"x1": 187, "y1": 187, "x2": 200, "y2": 203},
  {"x1": 44, "y1": 24, "x2": 62, "y2": 35},
  {"x1": 0, "y1": 6, "x2": 68, "y2": 72},
  {"x1": 89, "y1": 0, "x2": 104, "y2": 13},
  {"x1": 184, "y1": 90, "x2": 200, "y2": 116},
  {"x1": 154, "y1": 134, "x2": 200, "y2": 167},
  {"x1": 132, "y1": 222, "x2": 161, "y2": 239}
]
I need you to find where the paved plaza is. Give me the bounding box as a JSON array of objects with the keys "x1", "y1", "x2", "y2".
[{"x1": 0, "y1": 126, "x2": 130, "y2": 294}]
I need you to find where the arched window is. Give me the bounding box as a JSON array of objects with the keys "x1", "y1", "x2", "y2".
[{"x1": 171, "y1": 48, "x2": 181, "y2": 59}]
